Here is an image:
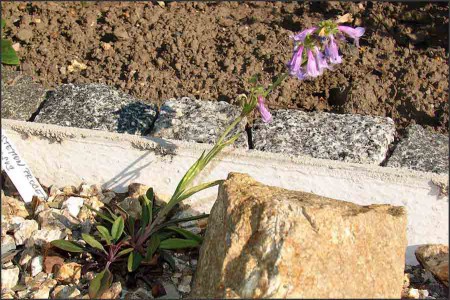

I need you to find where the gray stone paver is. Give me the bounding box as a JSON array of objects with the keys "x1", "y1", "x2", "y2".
[
  {"x1": 1, "y1": 68, "x2": 47, "y2": 121},
  {"x1": 252, "y1": 109, "x2": 396, "y2": 165},
  {"x1": 34, "y1": 83, "x2": 157, "y2": 135},
  {"x1": 151, "y1": 97, "x2": 248, "y2": 148},
  {"x1": 386, "y1": 124, "x2": 448, "y2": 174}
]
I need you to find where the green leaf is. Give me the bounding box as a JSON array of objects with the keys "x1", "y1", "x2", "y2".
[
  {"x1": 176, "y1": 180, "x2": 223, "y2": 203},
  {"x1": 248, "y1": 73, "x2": 260, "y2": 84},
  {"x1": 89, "y1": 268, "x2": 113, "y2": 299},
  {"x1": 159, "y1": 238, "x2": 200, "y2": 249},
  {"x1": 1, "y1": 19, "x2": 5, "y2": 29},
  {"x1": 50, "y1": 240, "x2": 85, "y2": 252},
  {"x1": 96, "y1": 226, "x2": 112, "y2": 245},
  {"x1": 145, "y1": 234, "x2": 160, "y2": 261},
  {"x1": 157, "y1": 213, "x2": 209, "y2": 230},
  {"x1": 111, "y1": 216, "x2": 124, "y2": 241},
  {"x1": 263, "y1": 72, "x2": 288, "y2": 97},
  {"x1": 166, "y1": 226, "x2": 203, "y2": 243},
  {"x1": 127, "y1": 251, "x2": 143, "y2": 272},
  {"x1": 156, "y1": 230, "x2": 176, "y2": 241},
  {"x1": 140, "y1": 188, "x2": 153, "y2": 228},
  {"x1": 146, "y1": 188, "x2": 154, "y2": 224},
  {"x1": 85, "y1": 204, "x2": 114, "y2": 223},
  {"x1": 116, "y1": 248, "x2": 133, "y2": 258},
  {"x1": 82, "y1": 233, "x2": 106, "y2": 253},
  {"x1": 103, "y1": 206, "x2": 119, "y2": 220},
  {"x1": 1, "y1": 40, "x2": 19, "y2": 65}
]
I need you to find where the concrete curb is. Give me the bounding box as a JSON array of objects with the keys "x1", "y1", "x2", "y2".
[{"x1": 2, "y1": 118, "x2": 448, "y2": 265}]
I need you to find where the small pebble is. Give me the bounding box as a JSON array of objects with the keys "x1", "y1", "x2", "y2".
[
  {"x1": 31, "y1": 255, "x2": 44, "y2": 276},
  {"x1": 408, "y1": 288, "x2": 420, "y2": 299}
]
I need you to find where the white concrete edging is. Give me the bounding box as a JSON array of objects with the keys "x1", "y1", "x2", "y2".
[{"x1": 2, "y1": 119, "x2": 448, "y2": 265}]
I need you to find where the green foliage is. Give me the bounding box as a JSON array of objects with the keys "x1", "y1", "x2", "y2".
[
  {"x1": 111, "y1": 217, "x2": 125, "y2": 241},
  {"x1": 165, "y1": 226, "x2": 203, "y2": 243},
  {"x1": 82, "y1": 233, "x2": 106, "y2": 254},
  {"x1": 145, "y1": 234, "x2": 160, "y2": 261},
  {"x1": 1, "y1": 19, "x2": 19, "y2": 65},
  {"x1": 159, "y1": 238, "x2": 200, "y2": 249},
  {"x1": 89, "y1": 268, "x2": 113, "y2": 299},
  {"x1": 127, "y1": 250, "x2": 143, "y2": 272},
  {"x1": 50, "y1": 240, "x2": 85, "y2": 252},
  {"x1": 96, "y1": 225, "x2": 112, "y2": 245}
]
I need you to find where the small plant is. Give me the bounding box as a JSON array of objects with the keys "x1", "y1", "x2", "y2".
[
  {"x1": 51, "y1": 13, "x2": 365, "y2": 297},
  {"x1": 1, "y1": 19, "x2": 19, "y2": 65},
  {"x1": 51, "y1": 74, "x2": 280, "y2": 297}
]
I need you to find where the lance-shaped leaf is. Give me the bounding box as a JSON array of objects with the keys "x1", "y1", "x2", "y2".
[
  {"x1": 51, "y1": 240, "x2": 85, "y2": 252},
  {"x1": 116, "y1": 248, "x2": 133, "y2": 258},
  {"x1": 156, "y1": 213, "x2": 209, "y2": 231},
  {"x1": 82, "y1": 233, "x2": 106, "y2": 254},
  {"x1": 111, "y1": 216, "x2": 124, "y2": 241},
  {"x1": 127, "y1": 250, "x2": 143, "y2": 272},
  {"x1": 89, "y1": 268, "x2": 113, "y2": 299},
  {"x1": 156, "y1": 230, "x2": 176, "y2": 241},
  {"x1": 159, "y1": 238, "x2": 200, "y2": 249},
  {"x1": 176, "y1": 180, "x2": 223, "y2": 203},
  {"x1": 85, "y1": 204, "x2": 114, "y2": 223},
  {"x1": 145, "y1": 234, "x2": 160, "y2": 261},
  {"x1": 96, "y1": 226, "x2": 112, "y2": 245},
  {"x1": 1, "y1": 40, "x2": 19, "y2": 65},
  {"x1": 165, "y1": 226, "x2": 203, "y2": 243},
  {"x1": 140, "y1": 188, "x2": 153, "y2": 228}
]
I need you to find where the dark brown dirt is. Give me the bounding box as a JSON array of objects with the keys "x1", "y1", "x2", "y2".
[{"x1": 1, "y1": 1, "x2": 448, "y2": 134}]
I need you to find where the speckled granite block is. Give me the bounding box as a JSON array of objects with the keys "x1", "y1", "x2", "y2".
[
  {"x1": 386, "y1": 125, "x2": 448, "y2": 174},
  {"x1": 252, "y1": 109, "x2": 396, "y2": 165},
  {"x1": 1, "y1": 68, "x2": 47, "y2": 121},
  {"x1": 151, "y1": 97, "x2": 248, "y2": 148},
  {"x1": 34, "y1": 84, "x2": 157, "y2": 135}
]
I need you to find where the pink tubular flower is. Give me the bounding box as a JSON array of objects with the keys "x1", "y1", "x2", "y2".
[
  {"x1": 287, "y1": 45, "x2": 304, "y2": 76},
  {"x1": 292, "y1": 27, "x2": 317, "y2": 42},
  {"x1": 256, "y1": 96, "x2": 272, "y2": 123},
  {"x1": 306, "y1": 49, "x2": 320, "y2": 78},
  {"x1": 324, "y1": 35, "x2": 342, "y2": 64},
  {"x1": 313, "y1": 46, "x2": 329, "y2": 74},
  {"x1": 337, "y1": 26, "x2": 365, "y2": 46}
]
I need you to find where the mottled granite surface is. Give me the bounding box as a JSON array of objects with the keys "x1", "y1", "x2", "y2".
[
  {"x1": 252, "y1": 109, "x2": 396, "y2": 165},
  {"x1": 1, "y1": 68, "x2": 47, "y2": 121},
  {"x1": 386, "y1": 125, "x2": 448, "y2": 174},
  {"x1": 151, "y1": 97, "x2": 248, "y2": 147},
  {"x1": 34, "y1": 84, "x2": 157, "y2": 135}
]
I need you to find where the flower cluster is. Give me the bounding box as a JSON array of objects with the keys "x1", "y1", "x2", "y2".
[{"x1": 288, "y1": 19, "x2": 365, "y2": 80}]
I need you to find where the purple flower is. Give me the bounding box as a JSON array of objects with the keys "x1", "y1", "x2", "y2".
[
  {"x1": 337, "y1": 26, "x2": 365, "y2": 46},
  {"x1": 292, "y1": 27, "x2": 317, "y2": 42},
  {"x1": 313, "y1": 46, "x2": 329, "y2": 73},
  {"x1": 306, "y1": 49, "x2": 320, "y2": 78},
  {"x1": 324, "y1": 35, "x2": 342, "y2": 64},
  {"x1": 256, "y1": 96, "x2": 272, "y2": 123},
  {"x1": 288, "y1": 45, "x2": 304, "y2": 76}
]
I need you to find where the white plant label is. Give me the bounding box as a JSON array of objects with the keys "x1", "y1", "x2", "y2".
[{"x1": 1, "y1": 131, "x2": 48, "y2": 202}]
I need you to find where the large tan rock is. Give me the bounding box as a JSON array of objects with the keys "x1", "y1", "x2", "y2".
[
  {"x1": 191, "y1": 173, "x2": 407, "y2": 298},
  {"x1": 415, "y1": 244, "x2": 448, "y2": 287}
]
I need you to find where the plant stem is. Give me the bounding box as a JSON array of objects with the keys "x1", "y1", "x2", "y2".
[{"x1": 136, "y1": 114, "x2": 245, "y2": 246}]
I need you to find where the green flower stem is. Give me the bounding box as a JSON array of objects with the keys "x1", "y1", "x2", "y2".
[
  {"x1": 136, "y1": 114, "x2": 246, "y2": 246},
  {"x1": 263, "y1": 72, "x2": 288, "y2": 98}
]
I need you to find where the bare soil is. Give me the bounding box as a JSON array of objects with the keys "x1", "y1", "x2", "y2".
[{"x1": 1, "y1": 1, "x2": 448, "y2": 134}]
